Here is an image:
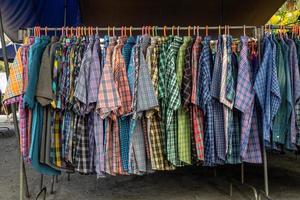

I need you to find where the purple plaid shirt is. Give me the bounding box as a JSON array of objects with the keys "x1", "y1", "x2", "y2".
[{"x1": 235, "y1": 36, "x2": 262, "y2": 163}]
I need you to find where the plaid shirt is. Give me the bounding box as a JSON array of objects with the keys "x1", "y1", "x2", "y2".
[
  {"x1": 96, "y1": 38, "x2": 121, "y2": 119},
  {"x1": 198, "y1": 36, "x2": 216, "y2": 166},
  {"x1": 50, "y1": 111, "x2": 62, "y2": 167},
  {"x1": 165, "y1": 36, "x2": 183, "y2": 166},
  {"x1": 145, "y1": 37, "x2": 167, "y2": 170},
  {"x1": 235, "y1": 36, "x2": 262, "y2": 163},
  {"x1": 3, "y1": 48, "x2": 23, "y2": 103},
  {"x1": 226, "y1": 52, "x2": 241, "y2": 164},
  {"x1": 75, "y1": 115, "x2": 91, "y2": 174},
  {"x1": 190, "y1": 37, "x2": 204, "y2": 161},
  {"x1": 272, "y1": 39, "x2": 289, "y2": 145},
  {"x1": 286, "y1": 39, "x2": 300, "y2": 149},
  {"x1": 177, "y1": 36, "x2": 192, "y2": 165},
  {"x1": 136, "y1": 35, "x2": 159, "y2": 113},
  {"x1": 113, "y1": 37, "x2": 132, "y2": 115},
  {"x1": 254, "y1": 36, "x2": 281, "y2": 145},
  {"x1": 74, "y1": 37, "x2": 94, "y2": 113},
  {"x1": 211, "y1": 36, "x2": 226, "y2": 164},
  {"x1": 88, "y1": 36, "x2": 102, "y2": 107}
]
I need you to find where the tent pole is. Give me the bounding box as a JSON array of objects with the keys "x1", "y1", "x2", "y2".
[
  {"x1": 0, "y1": 10, "x2": 30, "y2": 199},
  {"x1": 64, "y1": 0, "x2": 67, "y2": 26}
]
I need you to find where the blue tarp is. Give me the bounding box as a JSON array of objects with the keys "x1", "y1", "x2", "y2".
[
  {"x1": 0, "y1": 43, "x2": 21, "y2": 61},
  {"x1": 0, "y1": 0, "x2": 82, "y2": 42}
]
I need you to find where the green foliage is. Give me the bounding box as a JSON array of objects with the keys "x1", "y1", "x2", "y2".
[
  {"x1": 0, "y1": 61, "x2": 5, "y2": 72},
  {"x1": 268, "y1": 0, "x2": 300, "y2": 25}
]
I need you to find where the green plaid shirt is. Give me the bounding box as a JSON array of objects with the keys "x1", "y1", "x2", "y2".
[
  {"x1": 165, "y1": 36, "x2": 183, "y2": 166},
  {"x1": 176, "y1": 36, "x2": 192, "y2": 165}
]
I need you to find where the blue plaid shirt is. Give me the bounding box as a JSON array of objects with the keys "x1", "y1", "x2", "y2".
[
  {"x1": 254, "y1": 35, "x2": 281, "y2": 145},
  {"x1": 198, "y1": 36, "x2": 215, "y2": 166}
]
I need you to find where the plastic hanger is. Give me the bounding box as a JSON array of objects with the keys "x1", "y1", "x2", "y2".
[
  {"x1": 130, "y1": 26, "x2": 132, "y2": 37},
  {"x1": 177, "y1": 26, "x2": 180, "y2": 36},
  {"x1": 112, "y1": 26, "x2": 115, "y2": 37},
  {"x1": 107, "y1": 26, "x2": 110, "y2": 37},
  {"x1": 163, "y1": 26, "x2": 167, "y2": 37},
  {"x1": 205, "y1": 25, "x2": 208, "y2": 37}
]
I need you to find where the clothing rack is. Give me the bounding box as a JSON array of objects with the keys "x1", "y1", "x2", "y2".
[{"x1": 8, "y1": 24, "x2": 298, "y2": 200}]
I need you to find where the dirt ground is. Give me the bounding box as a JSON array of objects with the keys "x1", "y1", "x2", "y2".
[{"x1": 1, "y1": 121, "x2": 300, "y2": 200}]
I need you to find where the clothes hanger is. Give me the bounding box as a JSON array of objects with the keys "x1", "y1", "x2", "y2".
[
  {"x1": 96, "y1": 27, "x2": 99, "y2": 36},
  {"x1": 188, "y1": 26, "x2": 191, "y2": 37},
  {"x1": 197, "y1": 26, "x2": 200, "y2": 37},
  {"x1": 148, "y1": 26, "x2": 151, "y2": 36},
  {"x1": 152, "y1": 26, "x2": 155, "y2": 37},
  {"x1": 243, "y1": 25, "x2": 246, "y2": 37},
  {"x1": 163, "y1": 26, "x2": 167, "y2": 37},
  {"x1": 177, "y1": 26, "x2": 180, "y2": 36},
  {"x1": 193, "y1": 26, "x2": 196, "y2": 36},
  {"x1": 205, "y1": 25, "x2": 208, "y2": 37},
  {"x1": 45, "y1": 26, "x2": 48, "y2": 36},
  {"x1": 130, "y1": 26, "x2": 132, "y2": 37},
  {"x1": 125, "y1": 26, "x2": 128, "y2": 37},
  {"x1": 107, "y1": 26, "x2": 110, "y2": 37},
  {"x1": 172, "y1": 26, "x2": 175, "y2": 36},
  {"x1": 112, "y1": 26, "x2": 115, "y2": 37}
]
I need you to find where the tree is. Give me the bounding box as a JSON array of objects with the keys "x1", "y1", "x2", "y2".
[{"x1": 268, "y1": 0, "x2": 300, "y2": 25}]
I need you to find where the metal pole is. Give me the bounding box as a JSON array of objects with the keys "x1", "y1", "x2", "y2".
[
  {"x1": 0, "y1": 9, "x2": 30, "y2": 200},
  {"x1": 257, "y1": 27, "x2": 270, "y2": 199},
  {"x1": 64, "y1": 0, "x2": 67, "y2": 26},
  {"x1": 40, "y1": 174, "x2": 44, "y2": 190}
]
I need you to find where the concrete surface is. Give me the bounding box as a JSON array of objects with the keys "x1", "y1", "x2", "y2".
[{"x1": 1, "y1": 116, "x2": 300, "y2": 200}]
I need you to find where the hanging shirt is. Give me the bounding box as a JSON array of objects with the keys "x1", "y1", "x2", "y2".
[
  {"x1": 285, "y1": 38, "x2": 300, "y2": 149},
  {"x1": 198, "y1": 36, "x2": 215, "y2": 166},
  {"x1": 112, "y1": 36, "x2": 132, "y2": 175},
  {"x1": 211, "y1": 35, "x2": 226, "y2": 164},
  {"x1": 191, "y1": 36, "x2": 204, "y2": 161},
  {"x1": 122, "y1": 36, "x2": 135, "y2": 71},
  {"x1": 254, "y1": 35, "x2": 281, "y2": 145},
  {"x1": 235, "y1": 36, "x2": 262, "y2": 163},
  {"x1": 3, "y1": 47, "x2": 23, "y2": 104},
  {"x1": 272, "y1": 37, "x2": 290, "y2": 146},
  {"x1": 165, "y1": 36, "x2": 183, "y2": 166},
  {"x1": 176, "y1": 36, "x2": 192, "y2": 165},
  {"x1": 145, "y1": 37, "x2": 167, "y2": 170},
  {"x1": 74, "y1": 36, "x2": 94, "y2": 114},
  {"x1": 226, "y1": 51, "x2": 241, "y2": 164},
  {"x1": 96, "y1": 37, "x2": 120, "y2": 119}
]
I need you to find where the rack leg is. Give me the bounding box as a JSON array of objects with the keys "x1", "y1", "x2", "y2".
[
  {"x1": 56, "y1": 175, "x2": 59, "y2": 183},
  {"x1": 40, "y1": 174, "x2": 44, "y2": 191},
  {"x1": 22, "y1": 161, "x2": 30, "y2": 198},
  {"x1": 67, "y1": 173, "x2": 71, "y2": 181},
  {"x1": 50, "y1": 175, "x2": 55, "y2": 194},
  {"x1": 263, "y1": 146, "x2": 269, "y2": 196},
  {"x1": 241, "y1": 162, "x2": 244, "y2": 184},
  {"x1": 213, "y1": 168, "x2": 217, "y2": 177}
]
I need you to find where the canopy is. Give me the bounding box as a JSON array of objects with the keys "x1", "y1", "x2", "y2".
[
  {"x1": 0, "y1": 0, "x2": 82, "y2": 42},
  {"x1": 0, "y1": 0, "x2": 286, "y2": 42}
]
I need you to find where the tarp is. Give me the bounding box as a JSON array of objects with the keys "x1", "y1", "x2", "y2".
[
  {"x1": 0, "y1": 0, "x2": 82, "y2": 42},
  {"x1": 0, "y1": 43, "x2": 21, "y2": 61},
  {"x1": 0, "y1": 0, "x2": 286, "y2": 42},
  {"x1": 80, "y1": 0, "x2": 285, "y2": 28}
]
